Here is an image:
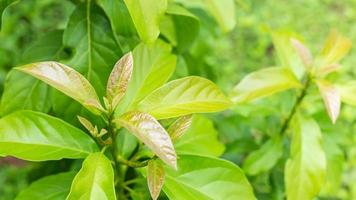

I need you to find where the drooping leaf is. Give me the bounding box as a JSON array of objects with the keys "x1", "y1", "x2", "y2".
[
  {"x1": 16, "y1": 61, "x2": 104, "y2": 115},
  {"x1": 107, "y1": 52, "x2": 133, "y2": 109},
  {"x1": 167, "y1": 115, "x2": 192, "y2": 142},
  {"x1": 316, "y1": 31, "x2": 352, "y2": 68},
  {"x1": 337, "y1": 81, "x2": 356, "y2": 107},
  {"x1": 147, "y1": 159, "x2": 165, "y2": 200},
  {"x1": 0, "y1": 30, "x2": 63, "y2": 116},
  {"x1": 163, "y1": 154, "x2": 256, "y2": 200},
  {"x1": 174, "y1": 115, "x2": 225, "y2": 157},
  {"x1": 243, "y1": 136, "x2": 283, "y2": 176},
  {"x1": 316, "y1": 80, "x2": 340, "y2": 124},
  {"x1": 231, "y1": 67, "x2": 301, "y2": 103},
  {"x1": 138, "y1": 76, "x2": 232, "y2": 119},
  {"x1": 0, "y1": 111, "x2": 99, "y2": 161},
  {"x1": 285, "y1": 116, "x2": 326, "y2": 200},
  {"x1": 0, "y1": 0, "x2": 18, "y2": 30},
  {"x1": 290, "y1": 38, "x2": 313, "y2": 68},
  {"x1": 116, "y1": 40, "x2": 176, "y2": 115},
  {"x1": 123, "y1": 0, "x2": 167, "y2": 43},
  {"x1": 67, "y1": 153, "x2": 116, "y2": 200},
  {"x1": 15, "y1": 172, "x2": 76, "y2": 200},
  {"x1": 204, "y1": 0, "x2": 236, "y2": 32},
  {"x1": 160, "y1": 3, "x2": 200, "y2": 53},
  {"x1": 116, "y1": 111, "x2": 177, "y2": 169},
  {"x1": 272, "y1": 31, "x2": 305, "y2": 79}
]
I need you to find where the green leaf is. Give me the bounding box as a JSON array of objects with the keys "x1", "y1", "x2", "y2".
[
  {"x1": 107, "y1": 52, "x2": 133, "y2": 109},
  {"x1": 204, "y1": 0, "x2": 236, "y2": 32},
  {"x1": 16, "y1": 61, "x2": 104, "y2": 115},
  {"x1": 272, "y1": 31, "x2": 305, "y2": 79},
  {"x1": 147, "y1": 159, "x2": 165, "y2": 200},
  {"x1": 15, "y1": 172, "x2": 76, "y2": 200},
  {"x1": 67, "y1": 153, "x2": 116, "y2": 200},
  {"x1": 0, "y1": 30, "x2": 63, "y2": 116},
  {"x1": 0, "y1": 0, "x2": 17, "y2": 30},
  {"x1": 116, "y1": 111, "x2": 177, "y2": 169},
  {"x1": 163, "y1": 154, "x2": 256, "y2": 200},
  {"x1": 123, "y1": 0, "x2": 167, "y2": 43},
  {"x1": 138, "y1": 76, "x2": 232, "y2": 119},
  {"x1": 174, "y1": 115, "x2": 225, "y2": 157},
  {"x1": 167, "y1": 115, "x2": 192, "y2": 142},
  {"x1": 316, "y1": 80, "x2": 340, "y2": 124},
  {"x1": 285, "y1": 116, "x2": 326, "y2": 200},
  {"x1": 160, "y1": 3, "x2": 200, "y2": 53},
  {"x1": 243, "y1": 137, "x2": 283, "y2": 176},
  {"x1": 337, "y1": 81, "x2": 356, "y2": 106},
  {"x1": 116, "y1": 40, "x2": 176, "y2": 115},
  {"x1": 231, "y1": 67, "x2": 301, "y2": 103},
  {"x1": 0, "y1": 111, "x2": 99, "y2": 161}
]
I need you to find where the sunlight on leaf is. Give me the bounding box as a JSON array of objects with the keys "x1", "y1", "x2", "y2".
[
  {"x1": 316, "y1": 80, "x2": 340, "y2": 124},
  {"x1": 167, "y1": 115, "x2": 192, "y2": 142}
]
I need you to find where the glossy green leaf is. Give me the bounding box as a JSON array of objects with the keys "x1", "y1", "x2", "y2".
[
  {"x1": 0, "y1": 111, "x2": 99, "y2": 161},
  {"x1": 15, "y1": 172, "x2": 76, "y2": 200},
  {"x1": 123, "y1": 0, "x2": 167, "y2": 43},
  {"x1": 174, "y1": 115, "x2": 225, "y2": 157},
  {"x1": 138, "y1": 76, "x2": 232, "y2": 119},
  {"x1": 16, "y1": 61, "x2": 104, "y2": 115},
  {"x1": 272, "y1": 31, "x2": 305, "y2": 79},
  {"x1": 167, "y1": 115, "x2": 192, "y2": 142},
  {"x1": 116, "y1": 40, "x2": 176, "y2": 115},
  {"x1": 67, "y1": 153, "x2": 116, "y2": 200},
  {"x1": 231, "y1": 67, "x2": 301, "y2": 103},
  {"x1": 107, "y1": 52, "x2": 133, "y2": 109},
  {"x1": 160, "y1": 3, "x2": 200, "y2": 53},
  {"x1": 285, "y1": 117, "x2": 326, "y2": 200},
  {"x1": 316, "y1": 80, "x2": 340, "y2": 124},
  {"x1": 243, "y1": 137, "x2": 283, "y2": 176},
  {"x1": 337, "y1": 81, "x2": 356, "y2": 106},
  {"x1": 205, "y1": 0, "x2": 236, "y2": 32},
  {"x1": 147, "y1": 159, "x2": 165, "y2": 200},
  {"x1": 116, "y1": 111, "x2": 177, "y2": 169},
  {"x1": 163, "y1": 154, "x2": 256, "y2": 200},
  {"x1": 0, "y1": 0, "x2": 17, "y2": 30}
]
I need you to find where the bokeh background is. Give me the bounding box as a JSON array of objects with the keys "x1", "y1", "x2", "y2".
[{"x1": 1, "y1": 0, "x2": 356, "y2": 199}]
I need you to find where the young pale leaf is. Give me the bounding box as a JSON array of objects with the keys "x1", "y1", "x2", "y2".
[
  {"x1": 106, "y1": 52, "x2": 133, "y2": 109},
  {"x1": 147, "y1": 159, "x2": 165, "y2": 200},
  {"x1": 16, "y1": 172, "x2": 76, "y2": 200},
  {"x1": 16, "y1": 62, "x2": 103, "y2": 115},
  {"x1": 123, "y1": 0, "x2": 167, "y2": 43},
  {"x1": 316, "y1": 80, "x2": 340, "y2": 124},
  {"x1": 285, "y1": 117, "x2": 326, "y2": 200},
  {"x1": 66, "y1": 153, "x2": 116, "y2": 200},
  {"x1": 167, "y1": 115, "x2": 192, "y2": 142},
  {"x1": 337, "y1": 81, "x2": 356, "y2": 106},
  {"x1": 0, "y1": 111, "x2": 99, "y2": 161},
  {"x1": 317, "y1": 31, "x2": 352, "y2": 68},
  {"x1": 163, "y1": 154, "x2": 256, "y2": 200},
  {"x1": 116, "y1": 111, "x2": 177, "y2": 169},
  {"x1": 77, "y1": 116, "x2": 96, "y2": 134},
  {"x1": 290, "y1": 38, "x2": 313, "y2": 68},
  {"x1": 231, "y1": 67, "x2": 301, "y2": 103},
  {"x1": 138, "y1": 76, "x2": 232, "y2": 119},
  {"x1": 243, "y1": 137, "x2": 283, "y2": 176},
  {"x1": 205, "y1": 0, "x2": 236, "y2": 32}
]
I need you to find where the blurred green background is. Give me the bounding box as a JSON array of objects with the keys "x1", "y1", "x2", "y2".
[{"x1": 1, "y1": 0, "x2": 356, "y2": 199}]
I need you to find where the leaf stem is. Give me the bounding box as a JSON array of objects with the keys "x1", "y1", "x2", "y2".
[{"x1": 117, "y1": 155, "x2": 149, "y2": 168}]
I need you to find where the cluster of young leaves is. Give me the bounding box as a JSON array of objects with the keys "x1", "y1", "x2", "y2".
[
  {"x1": 0, "y1": 0, "x2": 261, "y2": 200},
  {"x1": 229, "y1": 30, "x2": 353, "y2": 199}
]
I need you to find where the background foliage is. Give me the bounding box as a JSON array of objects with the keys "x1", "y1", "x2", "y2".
[{"x1": 1, "y1": 0, "x2": 356, "y2": 199}]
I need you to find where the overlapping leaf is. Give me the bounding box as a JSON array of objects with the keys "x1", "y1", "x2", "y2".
[
  {"x1": 0, "y1": 111, "x2": 99, "y2": 161},
  {"x1": 167, "y1": 115, "x2": 192, "y2": 142},
  {"x1": 66, "y1": 153, "x2": 116, "y2": 200},
  {"x1": 138, "y1": 76, "x2": 232, "y2": 119},
  {"x1": 147, "y1": 159, "x2": 165, "y2": 200}
]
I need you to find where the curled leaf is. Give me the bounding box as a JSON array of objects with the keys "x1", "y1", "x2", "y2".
[
  {"x1": 316, "y1": 80, "x2": 341, "y2": 124},
  {"x1": 116, "y1": 111, "x2": 177, "y2": 169},
  {"x1": 106, "y1": 52, "x2": 133, "y2": 109},
  {"x1": 16, "y1": 62, "x2": 103, "y2": 115},
  {"x1": 147, "y1": 159, "x2": 165, "y2": 200},
  {"x1": 167, "y1": 115, "x2": 193, "y2": 142},
  {"x1": 290, "y1": 38, "x2": 313, "y2": 69}
]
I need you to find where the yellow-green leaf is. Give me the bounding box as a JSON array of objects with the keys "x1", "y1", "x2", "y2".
[
  {"x1": 167, "y1": 115, "x2": 192, "y2": 142},
  {"x1": 138, "y1": 76, "x2": 232, "y2": 119},
  {"x1": 316, "y1": 80, "x2": 340, "y2": 124},
  {"x1": 116, "y1": 111, "x2": 177, "y2": 169},
  {"x1": 231, "y1": 67, "x2": 301, "y2": 103},
  {"x1": 106, "y1": 52, "x2": 133, "y2": 109},
  {"x1": 205, "y1": 0, "x2": 236, "y2": 32},
  {"x1": 285, "y1": 116, "x2": 326, "y2": 200},
  {"x1": 337, "y1": 81, "x2": 356, "y2": 106},
  {"x1": 16, "y1": 62, "x2": 103, "y2": 115},
  {"x1": 147, "y1": 159, "x2": 165, "y2": 200}
]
